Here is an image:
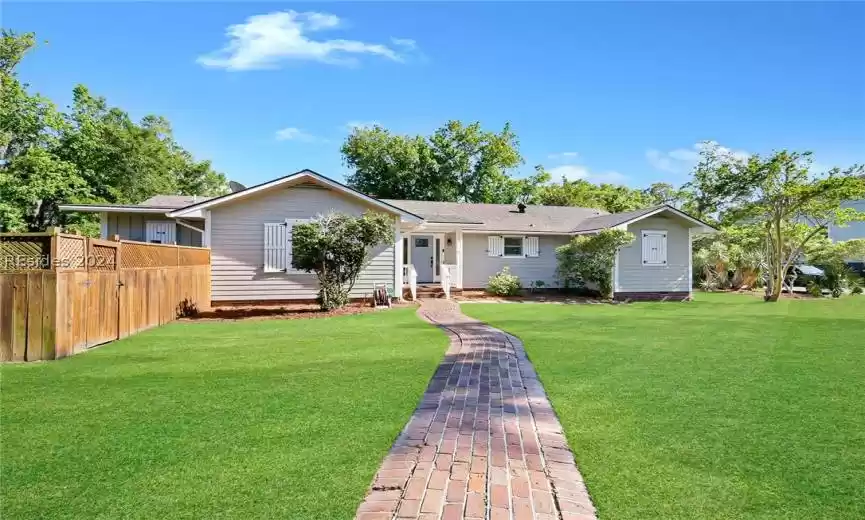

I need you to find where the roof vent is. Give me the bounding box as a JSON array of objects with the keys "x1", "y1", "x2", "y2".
[{"x1": 517, "y1": 202, "x2": 527, "y2": 213}]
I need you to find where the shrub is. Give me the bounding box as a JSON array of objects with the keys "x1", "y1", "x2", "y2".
[
  {"x1": 529, "y1": 280, "x2": 546, "y2": 293},
  {"x1": 806, "y1": 281, "x2": 823, "y2": 298},
  {"x1": 292, "y1": 211, "x2": 394, "y2": 310},
  {"x1": 852, "y1": 285, "x2": 863, "y2": 295},
  {"x1": 487, "y1": 267, "x2": 521, "y2": 296},
  {"x1": 555, "y1": 229, "x2": 634, "y2": 299}
]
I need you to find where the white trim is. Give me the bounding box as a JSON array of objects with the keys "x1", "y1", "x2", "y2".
[
  {"x1": 175, "y1": 219, "x2": 205, "y2": 234},
  {"x1": 463, "y1": 229, "x2": 574, "y2": 236},
  {"x1": 455, "y1": 229, "x2": 463, "y2": 289},
  {"x1": 613, "y1": 249, "x2": 620, "y2": 292},
  {"x1": 502, "y1": 235, "x2": 525, "y2": 258},
  {"x1": 203, "y1": 210, "x2": 212, "y2": 247},
  {"x1": 100, "y1": 212, "x2": 108, "y2": 239},
  {"x1": 688, "y1": 227, "x2": 694, "y2": 296},
  {"x1": 393, "y1": 227, "x2": 403, "y2": 300},
  {"x1": 167, "y1": 169, "x2": 422, "y2": 222}
]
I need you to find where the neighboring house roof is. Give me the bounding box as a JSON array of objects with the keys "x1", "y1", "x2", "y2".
[
  {"x1": 167, "y1": 169, "x2": 423, "y2": 222},
  {"x1": 140, "y1": 195, "x2": 214, "y2": 208},
  {"x1": 382, "y1": 199, "x2": 606, "y2": 233},
  {"x1": 58, "y1": 195, "x2": 214, "y2": 214}
]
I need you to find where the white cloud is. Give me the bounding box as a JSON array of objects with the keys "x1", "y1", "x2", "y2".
[
  {"x1": 344, "y1": 120, "x2": 380, "y2": 132},
  {"x1": 548, "y1": 164, "x2": 628, "y2": 185},
  {"x1": 547, "y1": 151, "x2": 579, "y2": 160},
  {"x1": 646, "y1": 141, "x2": 749, "y2": 174},
  {"x1": 275, "y1": 127, "x2": 317, "y2": 142},
  {"x1": 197, "y1": 10, "x2": 415, "y2": 70}
]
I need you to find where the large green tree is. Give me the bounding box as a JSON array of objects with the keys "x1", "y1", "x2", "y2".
[
  {"x1": 686, "y1": 147, "x2": 865, "y2": 301},
  {"x1": 536, "y1": 178, "x2": 658, "y2": 213},
  {"x1": 342, "y1": 121, "x2": 541, "y2": 203},
  {"x1": 0, "y1": 29, "x2": 228, "y2": 233}
]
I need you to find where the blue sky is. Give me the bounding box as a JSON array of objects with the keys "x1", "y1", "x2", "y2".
[{"x1": 7, "y1": 2, "x2": 865, "y2": 189}]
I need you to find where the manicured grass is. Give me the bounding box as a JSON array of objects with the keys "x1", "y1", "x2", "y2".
[
  {"x1": 1, "y1": 309, "x2": 446, "y2": 520},
  {"x1": 464, "y1": 293, "x2": 865, "y2": 520}
]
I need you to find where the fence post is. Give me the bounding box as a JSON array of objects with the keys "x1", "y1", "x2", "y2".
[{"x1": 49, "y1": 227, "x2": 59, "y2": 272}]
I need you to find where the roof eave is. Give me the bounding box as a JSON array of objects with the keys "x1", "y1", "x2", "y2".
[{"x1": 167, "y1": 169, "x2": 423, "y2": 222}]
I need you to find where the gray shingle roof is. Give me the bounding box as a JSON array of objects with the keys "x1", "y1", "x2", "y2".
[
  {"x1": 571, "y1": 205, "x2": 666, "y2": 233},
  {"x1": 381, "y1": 200, "x2": 606, "y2": 233},
  {"x1": 139, "y1": 195, "x2": 214, "y2": 208}
]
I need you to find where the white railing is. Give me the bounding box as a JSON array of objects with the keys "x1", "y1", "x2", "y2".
[
  {"x1": 403, "y1": 264, "x2": 417, "y2": 301},
  {"x1": 441, "y1": 264, "x2": 458, "y2": 299}
]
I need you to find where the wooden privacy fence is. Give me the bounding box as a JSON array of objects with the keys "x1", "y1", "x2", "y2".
[{"x1": 1, "y1": 230, "x2": 211, "y2": 362}]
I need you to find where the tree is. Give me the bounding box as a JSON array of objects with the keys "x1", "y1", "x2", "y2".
[
  {"x1": 0, "y1": 29, "x2": 228, "y2": 232},
  {"x1": 555, "y1": 229, "x2": 635, "y2": 298},
  {"x1": 536, "y1": 178, "x2": 655, "y2": 212},
  {"x1": 291, "y1": 212, "x2": 394, "y2": 310},
  {"x1": 342, "y1": 121, "x2": 534, "y2": 203},
  {"x1": 687, "y1": 148, "x2": 865, "y2": 301},
  {"x1": 644, "y1": 182, "x2": 684, "y2": 207}
]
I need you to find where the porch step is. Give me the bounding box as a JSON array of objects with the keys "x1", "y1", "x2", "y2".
[{"x1": 403, "y1": 287, "x2": 461, "y2": 300}]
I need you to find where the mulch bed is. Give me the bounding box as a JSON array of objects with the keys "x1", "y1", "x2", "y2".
[{"x1": 181, "y1": 301, "x2": 418, "y2": 321}]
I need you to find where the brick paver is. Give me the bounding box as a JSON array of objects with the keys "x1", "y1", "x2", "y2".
[{"x1": 355, "y1": 299, "x2": 597, "y2": 520}]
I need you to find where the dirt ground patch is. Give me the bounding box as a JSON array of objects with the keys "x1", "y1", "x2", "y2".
[{"x1": 182, "y1": 301, "x2": 418, "y2": 321}]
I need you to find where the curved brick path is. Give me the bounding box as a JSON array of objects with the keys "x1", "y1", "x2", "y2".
[{"x1": 355, "y1": 299, "x2": 597, "y2": 520}]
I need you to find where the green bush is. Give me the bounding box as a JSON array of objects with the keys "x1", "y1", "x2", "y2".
[
  {"x1": 487, "y1": 267, "x2": 521, "y2": 296},
  {"x1": 851, "y1": 285, "x2": 863, "y2": 295},
  {"x1": 806, "y1": 281, "x2": 823, "y2": 298}
]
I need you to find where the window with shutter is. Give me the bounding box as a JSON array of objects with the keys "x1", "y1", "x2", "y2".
[
  {"x1": 641, "y1": 230, "x2": 667, "y2": 266},
  {"x1": 263, "y1": 222, "x2": 287, "y2": 272},
  {"x1": 524, "y1": 236, "x2": 539, "y2": 257},
  {"x1": 503, "y1": 236, "x2": 523, "y2": 257}
]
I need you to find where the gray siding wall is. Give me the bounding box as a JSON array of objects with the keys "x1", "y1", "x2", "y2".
[
  {"x1": 210, "y1": 185, "x2": 395, "y2": 302},
  {"x1": 829, "y1": 201, "x2": 865, "y2": 253},
  {"x1": 462, "y1": 234, "x2": 570, "y2": 289},
  {"x1": 618, "y1": 215, "x2": 691, "y2": 293},
  {"x1": 106, "y1": 214, "x2": 201, "y2": 246}
]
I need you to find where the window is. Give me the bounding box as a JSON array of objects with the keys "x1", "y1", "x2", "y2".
[
  {"x1": 503, "y1": 236, "x2": 523, "y2": 257},
  {"x1": 414, "y1": 238, "x2": 429, "y2": 247},
  {"x1": 402, "y1": 237, "x2": 409, "y2": 264},
  {"x1": 641, "y1": 230, "x2": 667, "y2": 265}
]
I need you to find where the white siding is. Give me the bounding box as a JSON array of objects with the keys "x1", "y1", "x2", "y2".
[
  {"x1": 462, "y1": 234, "x2": 569, "y2": 289},
  {"x1": 210, "y1": 185, "x2": 395, "y2": 301},
  {"x1": 618, "y1": 215, "x2": 690, "y2": 292}
]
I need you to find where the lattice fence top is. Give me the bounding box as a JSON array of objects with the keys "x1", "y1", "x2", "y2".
[
  {"x1": 0, "y1": 235, "x2": 51, "y2": 270},
  {"x1": 57, "y1": 235, "x2": 86, "y2": 270},
  {"x1": 1, "y1": 233, "x2": 209, "y2": 271}
]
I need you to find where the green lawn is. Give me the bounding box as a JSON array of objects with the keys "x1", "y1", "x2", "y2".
[
  {"x1": 1, "y1": 309, "x2": 446, "y2": 520},
  {"x1": 464, "y1": 293, "x2": 865, "y2": 520}
]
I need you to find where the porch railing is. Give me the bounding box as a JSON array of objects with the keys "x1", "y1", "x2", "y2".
[
  {"x1": 403, "y1": 264, "x2": 417, "y2": 301},
  {"x1": 441, "y1": 264, "x2": 458, "y2": 299}
]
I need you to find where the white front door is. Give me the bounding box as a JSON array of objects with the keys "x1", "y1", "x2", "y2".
[
  {"x1": 411, "y1": 235, "x2": 434, "y2": 282},
  {"x1": 145, "y1": 221, "x2": 176, "y2": 244}
]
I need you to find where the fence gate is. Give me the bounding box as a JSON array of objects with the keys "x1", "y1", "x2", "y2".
[{"x1": 82, "y1": 239, "x2": 121, "y2": 348}]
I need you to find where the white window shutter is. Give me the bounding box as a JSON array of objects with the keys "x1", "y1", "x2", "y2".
[
  {"x1": 641, "y1": 230, "x2": 667, "y2": 265},
  {"x1": 263, "y1": 222, "x2": 287, "y2": 272},
  {"x1": 488, "y1": 236, "x2": 504, "y2": 257},
  {"x1": 524, "y1": 236, "x2": 539, "y2": 257}
]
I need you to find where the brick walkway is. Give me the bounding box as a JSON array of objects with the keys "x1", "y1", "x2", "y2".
[{"x1": 355, "y1": 299, "x2": 597, "y2": 520}]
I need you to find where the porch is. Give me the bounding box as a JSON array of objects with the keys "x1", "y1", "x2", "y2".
[{"x1": 396, "y1": 229, "x2": 464, "y2": 300}]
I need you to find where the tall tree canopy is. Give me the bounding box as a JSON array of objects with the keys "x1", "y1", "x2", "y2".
[
  {"x1": 0, "y1": 30, "x2": 227, "y2": 233},
  {"x1": 342, "y1": 121, "x2": 548, "y2": 203},
  {"x1": 685, "y1": 145, "x2": 865, "y2": 301},
  {"x1": 534, "y1": 177, "x2": 671, "y2": 213}
]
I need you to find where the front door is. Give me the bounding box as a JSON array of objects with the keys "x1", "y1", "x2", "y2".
[{"x1": 411, "y1": 235, "x2": 434, "y2": 282}]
